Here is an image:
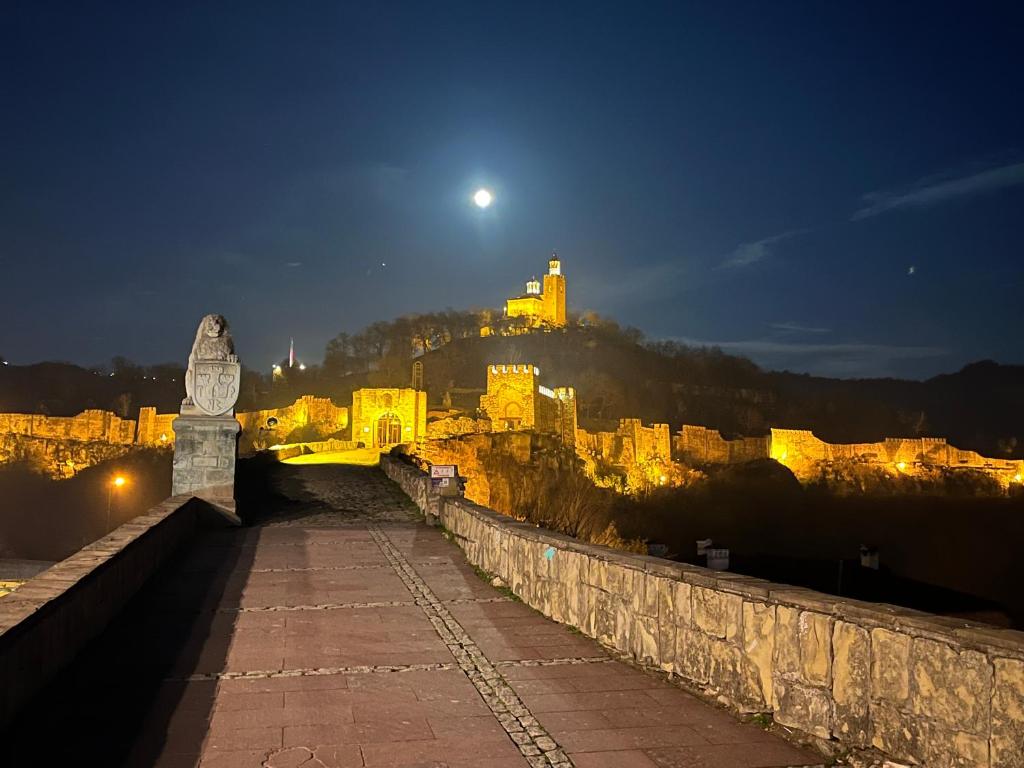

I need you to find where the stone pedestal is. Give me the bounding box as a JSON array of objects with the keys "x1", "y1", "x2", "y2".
[{"x1": 172, "y1": 414, "x2": 241, "y2": 521}]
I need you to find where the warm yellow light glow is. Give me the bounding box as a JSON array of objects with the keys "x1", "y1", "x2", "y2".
[
  {"x1": 363, "y1": 426, "x2": 370, "y2": 433},
  {"x1": 897, "y1": 461, "x2": 907, "y2": 471},
  {"x1": 159, "y1": 433, "x2": 168, "y2": 442},
  {"x1": 473, "y1": 188, "x2": 493, "y2": 208},
  {"x1": 1015, "y1": 473, "x2": 1023, "y2": 483},
  {"x1": 113, "y1": 476, "x2": 126, "y2": 488}
]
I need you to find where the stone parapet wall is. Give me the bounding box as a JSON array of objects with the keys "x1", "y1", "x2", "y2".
[
  {"x1": 0, "y1": 496, "x2": 210, "y2": 727},
  {"x1": 381, "y1": 455, "x2": 1024, "y2": 767}
]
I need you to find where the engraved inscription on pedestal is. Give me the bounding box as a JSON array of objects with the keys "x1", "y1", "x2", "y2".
[{"x1": 172, "y1": 314, "x2": 242, "y2": 521}]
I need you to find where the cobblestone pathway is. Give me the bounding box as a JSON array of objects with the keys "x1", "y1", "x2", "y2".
[{"x1": 1, "y1": 464, "x2": 823, "y2": 768}]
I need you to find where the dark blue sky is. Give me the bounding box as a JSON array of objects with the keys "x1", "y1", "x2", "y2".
[{"x1": 2, "y1": 1, "x2": 1022, "y2": 378}]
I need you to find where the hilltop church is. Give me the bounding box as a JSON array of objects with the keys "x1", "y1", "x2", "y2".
[{"x1": 502, "y1": 252, "x2": 567, "y2": 329}]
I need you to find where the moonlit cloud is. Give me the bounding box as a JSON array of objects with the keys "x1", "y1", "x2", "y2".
[
  {"x1": 852, "y1": 160, "x2": 1024, "y2": 220},
  {"x1": 720, "y1": 229, "x2": 809, "y2": 269}
]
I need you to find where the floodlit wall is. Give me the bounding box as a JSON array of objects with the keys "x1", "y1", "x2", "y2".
[
  {"x1": 0, "y1": 410, "x2": 136, "y2": 444},
  {"x1": 769, "y1": 428, "x2": 1024, "y2": 486},
  {"x1": 579, "y1": 418, "x2": 671, "y2": 467},
  {"x1": 675, "y1": 425, "x2": 770, "y2": 465},
  {"x1": 382, "y1": 455, "x2": 1024, "y2": 768}
]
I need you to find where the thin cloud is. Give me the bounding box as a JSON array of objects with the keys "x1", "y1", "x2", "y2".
[
  {"x1": 852, "y1": 160, "x2": 1024, "y2": 220},
  {"x1": 770, "y1": 321, "x2": 831, "y2": 335},
  {"x1": 670, "y1": 336, "x2": 949, "y2": 378},
  {"x1": 285, "y1": 262, "x2": 302, "y2": 268},
  {"x1": 720, "y1": 229, "x2": 808, "y2": 269}
]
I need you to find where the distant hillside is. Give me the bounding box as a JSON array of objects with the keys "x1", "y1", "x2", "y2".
[{"x1": 4, "y1": 325, "x2": 1022, "y2": 459}]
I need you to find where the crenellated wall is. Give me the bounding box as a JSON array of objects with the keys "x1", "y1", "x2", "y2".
[
  {"x1": 769, "y1": 428, "x2": 1024, "y2": 487},
  {"x1": 578, "y1": 418, "x2": 671, "y2": 468},
  {"x1": 675, "y1": 424, "x2": 770, "y2": 465},
  {"x1": 0, "y1": 410, "x2": 136, "y2": 445},
  {"x1": 382, "y1": 455, "x2": 1024, "y2": 768}
]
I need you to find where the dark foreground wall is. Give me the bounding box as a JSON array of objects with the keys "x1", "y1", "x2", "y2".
[
  {"x1": 0, "y1": 495, "x2": 215, "y2": 726},
  {"x1": 382, "y1": 455, "x2": 1024, "y2": 768}
]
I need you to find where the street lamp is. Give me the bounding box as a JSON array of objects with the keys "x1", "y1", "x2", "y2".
[{"x1": 107, "y1": 475, "x2": 127, "y2": 532}]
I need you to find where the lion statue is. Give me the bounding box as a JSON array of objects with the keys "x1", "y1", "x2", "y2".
[{"x1": 183, "y1": 314, "x2": 238, "y2": 408}]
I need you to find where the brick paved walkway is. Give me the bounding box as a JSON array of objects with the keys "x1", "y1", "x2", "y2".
[{"x1": 1, "y1": 464, "x2": 822, "y2": 767}]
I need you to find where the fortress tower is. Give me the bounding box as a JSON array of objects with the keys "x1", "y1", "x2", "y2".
[{"x1": 479, "y1": 364, "x2": 577, "y2": 446}]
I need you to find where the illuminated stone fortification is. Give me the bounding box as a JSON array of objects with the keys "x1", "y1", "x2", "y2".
[
  {"x1": 578, "y1": 418, "x2": 671, "y2": 468},
  {"x1": 0, "y1": 410, "x2": 136, "y2": 445},
  {"x1": 673, "y1": 424, "x2": 1023, "y2": 487},
  {"x1": 675, "y1": 424, "x2": 770, "y2": 465},
  {"x1": 135, "y1": 407, "x2": 177, "y2": 446},
  {"x1": 499, "y1": 253, "x2": 567, "y2": 330},
  {"x1": 479, "y1": 364, "x2": 577, "y2": 447},
  {"x1": 770, "y1": 428, "x2": 1024, "y2": 486},
  {"x1": 350, "y1": 388, "x2": 427, "y2": 448},
  {"x1": 138, "y1": 395, "x2": 350, "y2": 451},
  {"x1": 235, "y1": 395, "x2": 349, "y2": 450}
]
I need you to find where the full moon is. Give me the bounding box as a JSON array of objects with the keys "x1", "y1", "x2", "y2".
[{"x1": 473, "y1": 188, "x2": 493, "y2": 208}]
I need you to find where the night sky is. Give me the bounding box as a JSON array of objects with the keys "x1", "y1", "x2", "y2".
[{"x1": 3, "y1": 2, "x2": 1023, "y2": 379}]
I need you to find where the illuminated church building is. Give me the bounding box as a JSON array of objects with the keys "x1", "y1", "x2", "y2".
[{"x1": 503, "y1": 253, "x2": 567, "y2": 329}]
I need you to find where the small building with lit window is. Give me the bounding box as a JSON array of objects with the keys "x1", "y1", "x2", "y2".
[{"x1": 350, "y1": 387, "x2": 427, "y2": 448}]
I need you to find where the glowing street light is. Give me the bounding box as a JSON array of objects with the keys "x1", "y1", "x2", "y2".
[{"x1": 107, "y1": 475, "x2": 127, "y2": 532}]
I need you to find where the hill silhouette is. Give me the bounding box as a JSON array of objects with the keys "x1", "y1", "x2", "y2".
[{"x1": 4, "y1": 320, "x2": 1022, "y2": 459}]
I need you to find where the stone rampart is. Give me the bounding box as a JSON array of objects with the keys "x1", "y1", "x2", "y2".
[
  {"x1": 675, "y1": 424, "x2": 770, "y2": 465},
  {"x1": 580, "y1": 418, "x2": 671, "y2": 468},
  {"x1": 0, "y1": 495, "x2": 217, "y2": 727},
  {"x1": 770, "y1": 428, "x2": 1024, "y2": 487},
  {"x1": 381, "y1": 455, "x2": 1024, "y2": 767},
  {"x1": 0, "y1": 410, "x2": 136, "y2": 444}
]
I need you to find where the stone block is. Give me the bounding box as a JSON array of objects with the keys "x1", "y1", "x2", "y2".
[
  {"x1": 634, "y1": 574, "x2": 664, "y2": 618},
  {"x1": 632, "y1": 614, "x2": 659, "y2": 666},
  {"x1": 675, "y1": 628, "x2": 711, "y2": 684},
  {"x1": 742, "y1": 601, "x2": 775, "y2": 710},
  {"x1": 775, "y1": 605, "x2": 802, "y2": 678},
  {"x1": 773, "y1": 679, "x2": 832, "y2": 739},
  {"x1": 870, "y1": 700, "x2": 923, "y2": 762},
  {"x1": 910, "y1": 637, "x2": 991, "y2": 733},
  {"x1": 613, "y1": 598, "x2": 633, "y2": 654},
  {"x1": 870, "y1": 628, "x2": 910, "y2": 705},
  {"x1": 673, "y1": 580, "x2": 692, "y2": 629},
  {"x1": 992, "y1": 658, "x2": 1024, "y2": 768},
  {"x1": 692, "y1": 586, "x2": 742, "y2": 641},
  {"x1": 832, "y1": 621, "x2": 870, "y2": 747},
  {"x1": 798, "y1": 611, "x2": 832, "y2": 687},
  {"x1": 709, "y1": 637, "x2": 768, "y2": 712}
]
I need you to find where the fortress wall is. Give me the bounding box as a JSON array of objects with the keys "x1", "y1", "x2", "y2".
[
  {"x1": 383, "y1": 455, "x2": 1024, "y2": 768},
  {"x1": 581, "y1": 419, "x2": 673, "y2": 468},
  {"x1": 769, "y1": 428, "x2": 1024, "y2": 485},
  {"x1": 0, "y1": 411, "x2": 136, "y2": 444},
  {"x1": 675, "y1": 425, "x2": 770, "y2": 465}
]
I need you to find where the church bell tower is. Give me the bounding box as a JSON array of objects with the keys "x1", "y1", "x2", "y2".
[{"x1": 542, "y1": 252, "x2": 566, "y2": 327}]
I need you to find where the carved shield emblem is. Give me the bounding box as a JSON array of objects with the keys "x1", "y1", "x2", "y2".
[{"x1": 189, "y1": 360, "x2": 241, "y2": 416}]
